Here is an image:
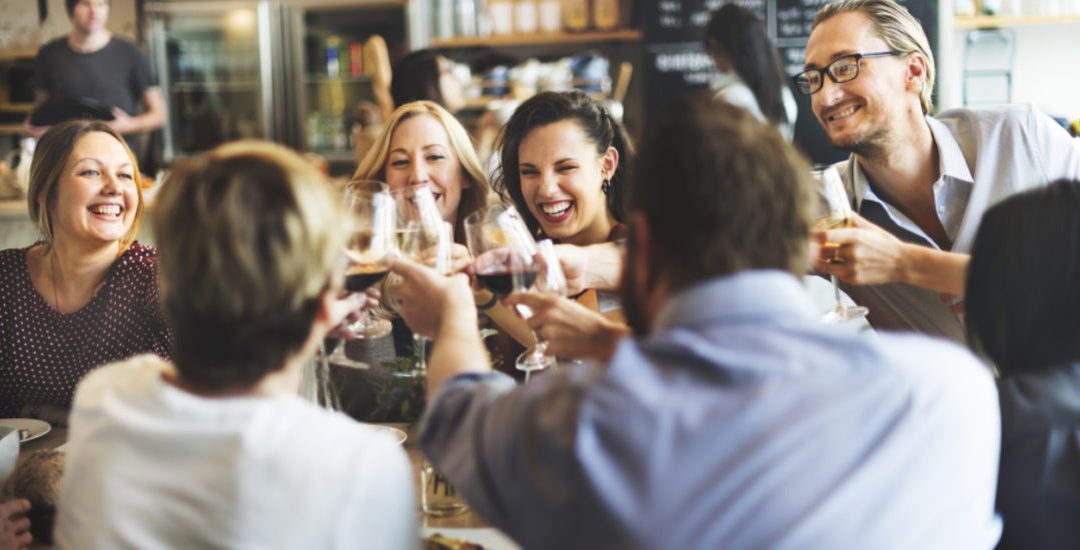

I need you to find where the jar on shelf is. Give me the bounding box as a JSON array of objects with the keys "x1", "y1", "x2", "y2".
[
  {"x1": 593, "y1": 0, "x2": 618, "y2": 30},
  {"x1": 515, "y1": 0, "x2": 538, "y2": 34},
  {"x1": 562, "y1": 0, "x2": 589, "y2": 32},
  {"x1": 538, "y1": 0, "x2": 561, "y2": 33},
  {"x1": 489, "y1": 0, "x2": 514, "y2": 35}
]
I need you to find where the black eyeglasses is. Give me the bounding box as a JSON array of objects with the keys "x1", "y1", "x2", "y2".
[{"x1": 793, "y1": 51, "x2": 904, "y2": 95}]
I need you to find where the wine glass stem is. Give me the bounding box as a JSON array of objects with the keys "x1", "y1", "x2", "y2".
[
  {"x1": 832, "y1": 274, "x2": 844, "y2": 312},
  {"x1": 414, "y1": 334, "x2": 429, "y2": 372},
  {"x1": 318, "y1": 341, "x2": 341, "y2": 411}
]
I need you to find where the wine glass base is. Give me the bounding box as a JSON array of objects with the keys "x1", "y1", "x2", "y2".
[
  {"x1": 515, "y1": 348, "x2": 557, "y2": 373},
  {"x1": 326, "y1": 349, "x2": 370, "y2": 370},
  {"x1": 821, "y1": 305, "x2": 870, "y2": 324},
  {"x1": 350, "y1": 318, "x2": 394, "y2": 340}
]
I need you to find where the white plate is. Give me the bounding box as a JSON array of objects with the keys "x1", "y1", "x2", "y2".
[
  {"x1": 362, "y1": 424, "x2": 407, "y2": 445},
  {"x1": 0, "y1": 418, "x2": 51, "y2": 443},
  {"x1": 421, "y1": 528, "x2": 521, "y2": 550}
]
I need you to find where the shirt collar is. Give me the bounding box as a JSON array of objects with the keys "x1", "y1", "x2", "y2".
[
  {"x1": 849, "y1": 115, "x2": 975, "y2": 209},
  {"x1": 652, "y1": 271, "x2": 817, "y2": 334},
  {"x1": 926, "y1": 115, "x2": 975, "y2": 185}
]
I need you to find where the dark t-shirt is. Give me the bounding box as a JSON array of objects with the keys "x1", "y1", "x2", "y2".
[{"x1": 35, "y1": 36, "x2": 158, "y2": 118}]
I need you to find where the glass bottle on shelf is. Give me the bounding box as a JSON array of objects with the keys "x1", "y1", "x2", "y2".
[
  {"x1": 562, "y1": 0, "x2": 589, "y2": 32},
  {"x1": 326, "y1": 36, "x2": 341, "y2": 78}
]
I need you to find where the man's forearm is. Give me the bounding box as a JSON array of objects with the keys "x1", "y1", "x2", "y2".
[{"x1": 899, "y1": 244, "x2": 970, "y2": 296}]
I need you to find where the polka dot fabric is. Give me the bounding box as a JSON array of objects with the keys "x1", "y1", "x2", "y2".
[{"x1": 0, "y1": 242, "x2": 172, "y2": 416}]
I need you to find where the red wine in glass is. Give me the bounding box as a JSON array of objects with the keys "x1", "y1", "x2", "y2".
[
  {"x1": 476, "y1": 268, "x2": 539, "y2": 297},
  {"x1": 345, "y1": 264, "x2": 390, "y2": 292}
]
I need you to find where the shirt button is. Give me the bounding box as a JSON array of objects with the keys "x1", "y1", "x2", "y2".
[{"x1": 937, "y1": 206, "x2": 945, "y2": 214}]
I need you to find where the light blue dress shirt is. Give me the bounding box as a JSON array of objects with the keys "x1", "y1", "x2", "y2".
[
  {"x1": 835, "y1": 104, "x2": 1080, "y2": 342},
  {"x1": 420, "y1": 271, "x2": 1001, "y2": 550}
]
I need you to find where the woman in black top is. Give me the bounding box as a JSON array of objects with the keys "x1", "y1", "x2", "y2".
[{"x1": 966, "y1": 180, "x2": 1080, "y2": 550}]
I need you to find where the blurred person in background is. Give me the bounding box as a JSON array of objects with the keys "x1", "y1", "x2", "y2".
[
  {"x1": 24, "y1": 0, "x2": 166, "y2": 152},
  {"x1": 705, "y1": 3, "x2": 797, "y2": 140},
  {"x1": 0, "y1": 120, "x2": 170, "y2": 425},
  {"x1": 390, "y1": 95, "x2": 1000, "y2": 549},
  {"x1": 966, "y1": 181, "x2": 1080, "y2": 550},
  {"x1": 54, "y1": 141, "x2": 416, "y2": 549},
  {"x1": 390, "y1": 49, "x2": 466, "y2": 114}
]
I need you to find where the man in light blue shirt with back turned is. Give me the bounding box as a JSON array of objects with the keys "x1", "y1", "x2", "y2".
[{"x1": 390, "y1": 96, "x2": 1001, "y2": 550}]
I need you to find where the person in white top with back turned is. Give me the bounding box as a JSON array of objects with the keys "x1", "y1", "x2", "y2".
[
  {"x1": 54, "y1": 141, "x2": 418, "y2": 549},
  {"x1": 799, "y1": 0, "x2": 1080, "y2": 342}
]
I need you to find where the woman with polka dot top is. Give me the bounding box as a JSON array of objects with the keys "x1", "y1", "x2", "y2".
[{"x1": 0, "y1": 120, "x2": 171, "y2": 423}]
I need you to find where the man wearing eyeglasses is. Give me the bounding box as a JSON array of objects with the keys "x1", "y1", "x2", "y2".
[{"x1": 799, "y1": 0, "x2": 1080, "y2": 342}]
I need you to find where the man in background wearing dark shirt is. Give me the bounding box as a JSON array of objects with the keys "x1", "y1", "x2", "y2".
[{"x1": 23, "y1": 0, "x2": 166, "y2": 146}]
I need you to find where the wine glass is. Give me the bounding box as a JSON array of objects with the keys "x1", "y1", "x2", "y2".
[
  {"x1": 464, "y1": 204, "x2": 549, "y2": 382},
  {"x1": 512, "y1": 239, "x2": 568, "y2": 380},
  {"x1": 343, "y1": 180, "x2": 396, "y2": 338},
  {"x1": 815, "y1": 166, "x2": 869, "y2": 324},
  {"x1": 392, "y1": 184, "x2": 452, "y2": 374},
  {"x1": 322, "y1": 180, "x2": 396, "y2": 371}
]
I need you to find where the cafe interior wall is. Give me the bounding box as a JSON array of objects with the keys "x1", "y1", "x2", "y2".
[{"x1": 937, "y1": 7, "x2": 1080, "y2": 121}]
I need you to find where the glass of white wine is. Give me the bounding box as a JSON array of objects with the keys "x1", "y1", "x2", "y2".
[
  {"x1": 391, "y1": 184, "x2": 452, "y2": 374},
  {"x1": 815, "y1": 166, "x2": 869, "y2": 324}
]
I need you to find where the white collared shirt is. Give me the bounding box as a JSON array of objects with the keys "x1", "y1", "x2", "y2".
[{"x1": 834, "y1": 104, "x2": 1080, "y2": 342}]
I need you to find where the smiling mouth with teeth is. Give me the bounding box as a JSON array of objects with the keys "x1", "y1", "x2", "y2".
[
  {"x1": 89, "y1": 204, "x2": 123, "y2": 217},
  {"x1": 827, "y1": 104, "x2": 861, "y2": 122},
  {"x1": 539, "y1": 201, "x2": 573, "y2": 219}
]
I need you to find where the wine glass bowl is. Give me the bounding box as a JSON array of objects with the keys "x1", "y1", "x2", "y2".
[{"x1": 391, "y1": 184, "x2": 453, "y2": 373}]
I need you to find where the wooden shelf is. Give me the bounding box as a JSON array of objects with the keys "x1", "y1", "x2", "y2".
[
  {"x1": 0, "y1": 123, "x2": 24, "y2": 134},
  {"x1": 0, "y1": 103, "x2": 33, "y2": 113},
  {"x1": 431, "y1": 30, "x2": 640, "y2": 49},
  {"x1": 0, "y1": 50, "x2": 36, "y2": 62},
  {"x1": 954, "y1": 14, "x2": 1080, "y2": 28}
]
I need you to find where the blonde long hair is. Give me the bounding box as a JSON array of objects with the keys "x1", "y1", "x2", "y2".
[{"x1": 354, "y1": 100, "x2": 491, "y2": 241}]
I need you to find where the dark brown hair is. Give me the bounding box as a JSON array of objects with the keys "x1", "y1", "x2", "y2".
[
  {"x1": 628, "y1": 93, "x2": 815, "y2": 289},
  {"x1": 390, "y1": 50, "x2": 446, "y2": 109},
  {"x1": 966, "y1": 181, "x2": 1080, "y2": 373}
]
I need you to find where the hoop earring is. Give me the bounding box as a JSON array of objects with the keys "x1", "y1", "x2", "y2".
[{"x1": 601, "y1": 178, "x2": 611, "y2": 195}]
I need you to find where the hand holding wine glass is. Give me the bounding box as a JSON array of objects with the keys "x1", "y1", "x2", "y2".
[
  {"x1": 814, "y1": 166, "x2": 869, "y2": 324},
  {"x1": 465, "y1": 204, "x2": 563, "y2": 382},
  {"x1": 511, "y1": 239, "x2": 569, "y2": 379}
]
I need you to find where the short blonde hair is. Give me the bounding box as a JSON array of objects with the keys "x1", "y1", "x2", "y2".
[
  {"x1": 27, "y1": 120, "x2": 144, "y2": 251},
  {"x1": 153, "y1": 141, "x2": 346, "y2": 388},
  {"x1": 354, "y1": 100, "x2": 491, "y2": 240},
  {"x1": 814, "y1": 0, "x2": 935, "y2": 114}
]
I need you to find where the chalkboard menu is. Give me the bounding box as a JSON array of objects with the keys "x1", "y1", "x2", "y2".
[{"x1": 642, "y1": 0, "x2": 938, "y2": 165}]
